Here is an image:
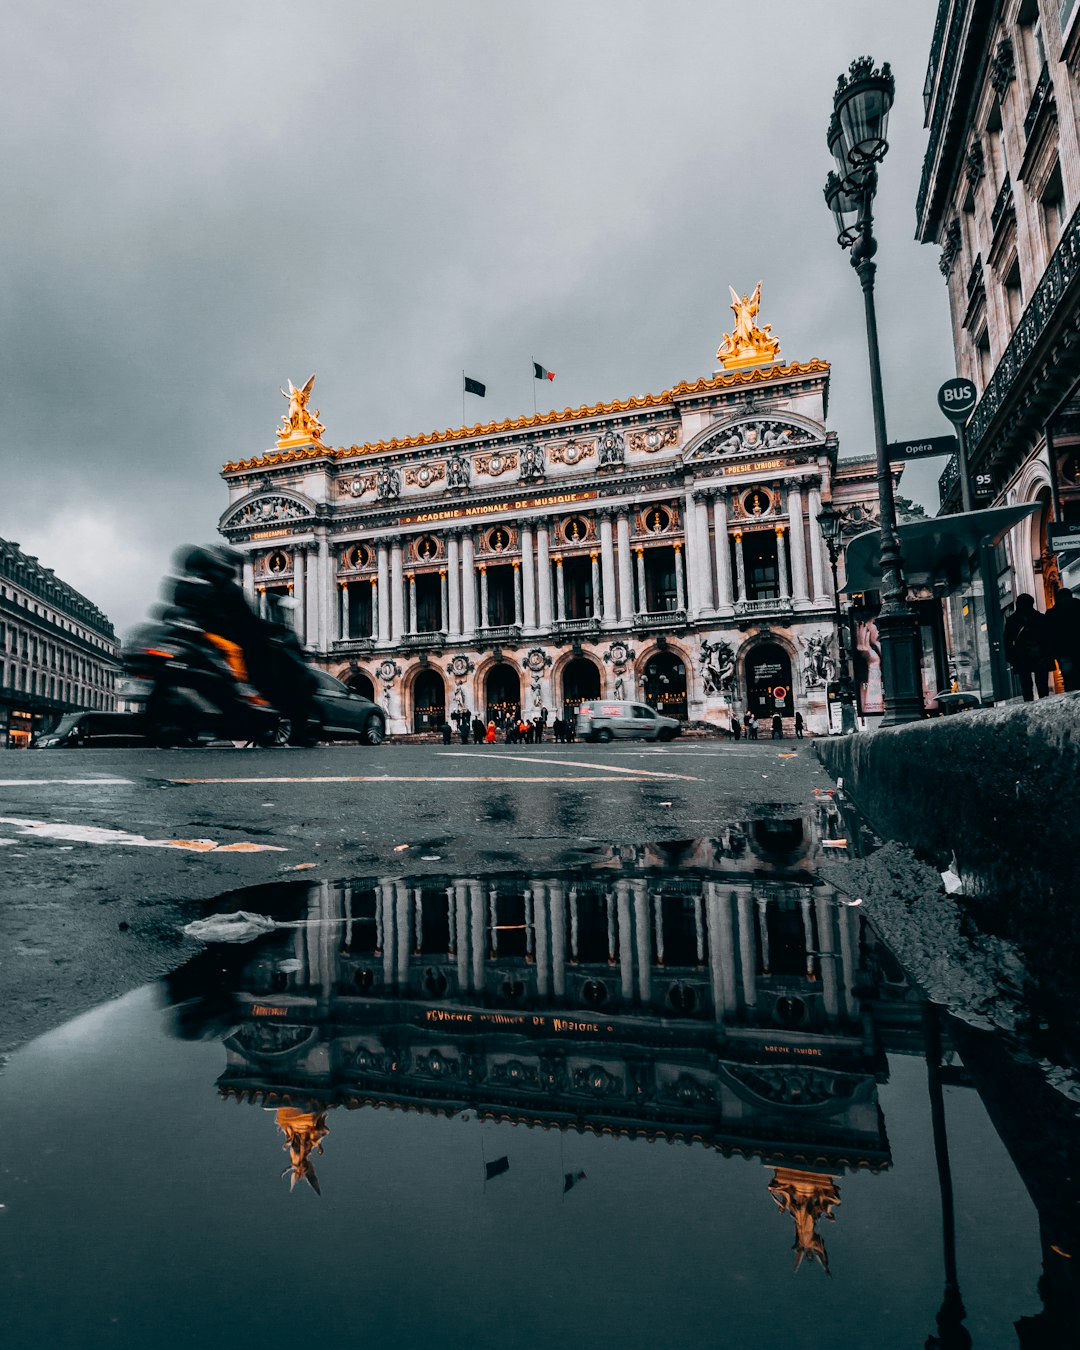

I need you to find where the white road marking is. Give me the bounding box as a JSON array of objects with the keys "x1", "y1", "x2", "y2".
[
  {"x1": 0, "y1": 778, "x2": 134, "y2": 787},
  {"x1": 436, "y1": 752, "x2": 699, "y2": 780},
  {"x1": 0, "y1": 816, "x2": 284, "y2": 853},
  {"x1": 169, "y1": 774, "x2": 660, "y2": 784}
]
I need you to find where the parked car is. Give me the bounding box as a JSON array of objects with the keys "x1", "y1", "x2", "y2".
[
  {"x1": 575, "y1": 700, "x2": 681, "y2": 743},
  {"x1": 33, "y1": 711, "x2": 149, "y2": 749}
]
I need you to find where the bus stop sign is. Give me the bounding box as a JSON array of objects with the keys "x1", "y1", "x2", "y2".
[{"x1": 937, "y1": 378, "x2": 978, "y2": 424}]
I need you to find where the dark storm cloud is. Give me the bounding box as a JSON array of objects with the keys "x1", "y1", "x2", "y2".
[{"x1": 1, "y1": 0, "x2": 954, "y2": 631}]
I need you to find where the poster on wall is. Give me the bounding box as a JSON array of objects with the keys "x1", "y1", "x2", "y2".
[{"x1": 853, "y1": 618, "x2": 883, "y2": 715}]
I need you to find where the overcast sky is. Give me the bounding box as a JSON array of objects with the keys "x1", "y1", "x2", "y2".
[{"x1": 2, "y1": 0, "x2": 955, "y2": 635}]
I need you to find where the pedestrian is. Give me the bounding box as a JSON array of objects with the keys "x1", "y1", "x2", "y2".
[
  {"x1": 1004, "y1": 593, "x2": 1053, "y2": 700},
  {"x1": 459, "y1": 714, "x2": 471, "y2": 745},
  {"x1": 485, "y1": 720, "x2": 497, "y2": 743},
  {"x1": 441, "y1": 720, "x2": 453, "y2": 745},
  {"x1": 731, "y1": 716, "x2": 741, "y2": 741},
  {"x1": 794, "y1": 711, "x2": 804, "y2": 739},
  {"x1": 533, "y1": 717, "x2": 543, "y2": 744},
  {"x1": 472, "y1": 715, "x2": 486, "y2": 743},
  {"x1": 771, "y1": 712, "x2": 783, "y2": 739},
  {"x1": 748, "y1": 712, "x2": 758, "y2": 740}
]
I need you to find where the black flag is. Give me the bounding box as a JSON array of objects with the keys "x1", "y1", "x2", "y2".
[
  {"x1": 563, "y1": 1169, "x2": 587, "y2": 1193},
  {"x1": 464, "y1": 375, "x2": 486, "y2": 397},
  {"x1": 485, "y1": 1156, "x2": 510, "y2": 1181}
]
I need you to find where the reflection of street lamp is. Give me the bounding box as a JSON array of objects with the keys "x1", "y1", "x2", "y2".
[
  {"x1": 824, "y1": 58, "x2": 924, "y2": 726},
  {"x1": 817, "y1": 506, "x2": 857, "y2": 734}
]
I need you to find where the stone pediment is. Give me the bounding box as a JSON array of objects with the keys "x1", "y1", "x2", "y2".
[
  {"x1": 684, "y1": 417, "x2": 824, "y2": 463},
  {"x1": 220, "y1": 491, "x2": 316, "y2": 532}
]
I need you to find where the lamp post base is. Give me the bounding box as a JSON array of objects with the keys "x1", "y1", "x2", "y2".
[{"x1": 877, "y1": 608, "x2": 925, "y2": 726}]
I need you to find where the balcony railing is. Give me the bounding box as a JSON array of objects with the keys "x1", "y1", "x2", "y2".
[
  {"x1": 632, "y1": 609, "x2": 686, "y2": 630},
  {"x1": 477, "y1": 624, "x2": 521, "y2": 641},
  {"x1": 733, "y1": 597, "x2": 794, "y2": 617},
  {"x1": 400, "y1": 631, "x2": 446, "y2": 649},
  {"x1": 1024, "y1": 62, "x2": 1052, "y2": 140},
  {"x1": 332, "y1": 635, "x2": 375, "y2": 653},
  {"x1": 553, "y1": 616, "x2": 600, "y2": 637},
  {"x1": 966, "y1": 253, "x2": 984, "y2": 301},
  {"x1": 990, "y1": 173, "x2": 1012, "y2": 234},
  {"x1": 965, "y1": 196, "x2": 1080, "y2": 457}
]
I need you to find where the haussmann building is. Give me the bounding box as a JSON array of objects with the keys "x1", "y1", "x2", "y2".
[{"x1": 219, "y1": 292, "x2": 883, "y2": 736}]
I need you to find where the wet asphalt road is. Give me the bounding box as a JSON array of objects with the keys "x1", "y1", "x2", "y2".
[{"x1": 0, "y1": 738, "x2": 837, "y2": 1054}]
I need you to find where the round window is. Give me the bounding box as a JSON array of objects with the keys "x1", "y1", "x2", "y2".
[
  {"x1": 562, "y1": 516, "x2": 589, "y2": 543},
  {"x1": 644, "y1": 505, "x2": 671, "y2": 533},
  {"x1": 414, "y1": 535, "x2": 439, "y2": 562},
  {"x1": 488, "y1": 527, "x2": 512, "y2": 552},
  {"x1": 344, "y1": 543, "x2": 369, "y2": 569},
  {"x1": 741, "y1": 486, "x2": 773, "y2": 517},
  {"x1": 267, "y1": 550, "x2": 289, "y2": 573}
]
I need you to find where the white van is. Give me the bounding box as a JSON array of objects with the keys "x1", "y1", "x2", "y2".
[{"x1": 575, "y1": 700, "x2": 681, "y2": 743}]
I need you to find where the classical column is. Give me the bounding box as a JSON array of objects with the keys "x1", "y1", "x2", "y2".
[
  {"x1": 549, "y1": 881, "x2": 566, "y2": 998},
  {"x1": 316, "y1": 530, "x2": 331, "y2": 653},
  {"x1": 303, "y1": 548, "x2": 321, "y2": 653},
  {"x1": 733, "y1": 531, "x2": 747, "y2": 603},
  {"x1": 616, "y1": 510, "x2": 634, "y2": 622},
  {"x1": 396, "y1": 881, "x2": 410, "y2": 987},
  {"x1": 717, "y1": 885, "x2": 738, "y2": 1013},
  {"x1": 616, "y1": 880, "x2": 634, "y2": 1001},
  {"x1": 376, "y1": 542, "x2": 391, "y2": 643},
  {"x1": 242, "y1": 557, "x2": 255, "y2": 602},
  {"x1": 461, "y1": 532, "x2": 477, "y2": 639},
  {"x1": 380, "y1": 882, "x2": 396, "y2": 986},
  {"x1": 479, "y1": 565, "x2": 489, "y2": 629},
  {"x1": 695, "y1": 493, "x2": 714, "y2": 614},
  {"x1": 447, "y1": 533, "x2": 461, "y2": 637},
  {"x1": 673, "y1": 542, "x2": 686, "y2": 612},
  {"x1": 293, "y1": 550, "x2": 307, "y2": 645},
  {"x1": 536, "y1": 525, "x2": 553, "y2": 628},
  {"x1": 590, "y1": 552, "x2": 601, "y2": 620},
  {"x1": 340, "y1": 583, "x2": 350, "y2": 641},
  {"x1": 407, "y1": 574, "x2": 417, "y2": 634},
  {"x1": 815, "y1": 894, "x2": 839, "y2": 1020},
  {"x1": 736, "y1": 889, "x2": 757, "y2": 1009},
  {"x1": 454, "y1": 882, "x2": 469, "y2": 990},
  {"x1": 512, "y1": 561, "x2": 523, "y2": 626},
  {"x1": 469, "y1": 881, "x2": 484, "y2": 993},
  {"x1": 635, "y1": 547, "x2": 646, "y2": 613},
  {"x1": 599, "y1": 512, "x2": 617, "y2": 624},
  {"x1": 775, "y1": 526, "x2": 790, "y2": 601},
  {"x1": 713, "y1": 494, "x2": 733, "y2": 614},
  {"x1": 257, "y1": 588, "x2": 268, "y2": 620},
  {"x1": 521, "y1": 525, "x2": 537, "y2": 630},
  {"x1": 839, "y1": 905, "x2": 859, "y2": 1021},
  {"x1": 785, "y1": 481, "x2": 809, "y2": 606},
  {"x1": 390, "y1": 539, "x2": 405, "y2": 642},
  {"x1": 439, "y1": 569, "x2": 448, "y2": 632},
  {"x1": 633, "y1": 880, "x2": 651, "y2": 1004},
  {"x1": 706, "y1": 884, "x2": 727, "y2": 1021},
  {"x1": 533, "y1": 882, "x2": 550, "y2": 998},
  {"x1": 807, "y1": 481, "x2": 827, "y2": 601},
  {"x1": 555, "y1": 556, "x2": 566, "y2": 621}
]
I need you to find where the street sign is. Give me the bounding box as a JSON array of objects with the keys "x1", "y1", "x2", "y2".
[
  {"x1": 888, "y1": 434, "x2": 959, "y2": 460},
  {"x1": 1049, "y1": 522, "x2": 1080, "y2": 551},
  {"x1": 972, "y1": 469, "x2": 995, "y2": 499},
  {"x1": 937, "y1": 378, "x2": 978, "y2": 423}
]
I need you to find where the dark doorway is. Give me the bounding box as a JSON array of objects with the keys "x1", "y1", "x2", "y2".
[
  {"x1": 745, "y1": 642, "x2": 793, "y2": 717},
  {"x1": 486, "y1": 565, "x2": 515, "y2": 626},
  {"x1": 412, "y1": 669, "x2": 445, "y2": 732},
  {"x1": 414, "y1": 574, "x2": 442, "y2": 633},
  {"x1": 485, "y1": 664, "x2": 520, "y2": 724},
  {"x1": 644, "y1": 546, "x2": 678, "y2": 612},
  {"x1": 743, "y1": 531, "x2": 781, "y2": 600},
  {"x1": 347, "y1": 582, "x2": 374, "y2": 638},
  {"x1": 562, "y1": 657, "x2": 601, "y2": 717},
  {"x1": 642, "y1": 652, "x2": 687, "y2": 718},
  {"x1": 345, "y1": 670, "x2": 376, "y2": 701}
]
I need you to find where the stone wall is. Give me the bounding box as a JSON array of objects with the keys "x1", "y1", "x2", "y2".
[{"x1": 815, "y1": 694, "x2": 1080, "y2": 901}]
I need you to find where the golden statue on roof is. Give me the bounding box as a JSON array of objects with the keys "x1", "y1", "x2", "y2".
[
  {"x1": 275, "y1": 1107, "x2": 330, "y2": 1193},
  {"x1": 768, "y1": 1168, "x2": 841, "y2": 1274},
  {"x1": 717, "y1": 281, "x2": 781, "y2": 369},
  {"x1": 277, "y1": 374, "x2": 326, "y2": 447}
]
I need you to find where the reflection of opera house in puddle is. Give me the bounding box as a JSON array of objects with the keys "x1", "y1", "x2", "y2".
[{"x1": 180, "y1": 815, "x2": 918, "y2": 1272}]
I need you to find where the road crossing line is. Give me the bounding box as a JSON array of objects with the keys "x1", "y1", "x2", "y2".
[
  {"x1": 168, "y1": 773, "x2": 672, "y2": 785},
  {"x1": 436, "y1": 752, "x2": 699, "y2": 780}
]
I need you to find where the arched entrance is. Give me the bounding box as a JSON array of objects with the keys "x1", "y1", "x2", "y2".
[
  {"x1": 485, "y1": 664, "x2": 520, "y2": 724},
  {"x1": 745, "y1": 642, "x2": 794, "y2": 717},
  {"x1": 641, "y1": 651, "x2": 687, "y2": 718},
  {"x1": 412, "y1": 669, "x2": 445, "y2": 733},
  {"x1": 561, "y1": 657, "x2": 601, "y2": 717},
  {"x1": 345, "y1": 670, "x2": 376, "y2": 702}
]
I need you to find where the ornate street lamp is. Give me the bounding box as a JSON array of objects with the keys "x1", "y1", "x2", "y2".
[
  {"x1": 824, "y1": 58, "x2": 924, "y2": 726},
  {"x1": 817, "y1": 505, "x2": 857, "y2": 734}
]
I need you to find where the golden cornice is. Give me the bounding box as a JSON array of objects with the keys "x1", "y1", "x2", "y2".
[{"x1": 222, "y1": 360, "x2": 830, "y2": 475}]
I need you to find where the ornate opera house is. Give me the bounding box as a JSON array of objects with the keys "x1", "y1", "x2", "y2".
[{"x1": 219, "y1": 288, "x2": 881, "y2": 734}]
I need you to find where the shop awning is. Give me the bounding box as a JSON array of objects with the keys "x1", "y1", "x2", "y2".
[{"x1": 841, "y1": 502, "x2": 1041, "y2": 594}]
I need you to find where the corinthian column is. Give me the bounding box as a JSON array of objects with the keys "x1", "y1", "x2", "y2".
[
  {"x1": 479, "y1": 565, "x2": 489, "y2": 629},
  {"x1": 440, "y1": 569, "x2": 448, "y2": 632},
  {"x1": 775, "y1": 526, "x2": 790, "y2": 601},
  {"x1": 376, "y1": 543, "x2": 390, "y2": 643},
  {"x1": 447, "y1": 533, "x2": 461, "y2": 637},
  {"x1": 536, "y1": 525, "x2": 553, "y2": 629},
  {"x1": 616, "y1": 510, "x2": 634, "y2": 622},
  {"x1": 407, "y1": 574, "x2": 416, "y2": 634},
  {"x1": 682, "y1": 491, "x2": 697, "y2": 614},
  {"x1": 513, "y1": 561, "x2": 523, "y2": 626},
  {"x1": 316, "y1": 530, "x2": 331, "y2": 653},
  {"x1": 713, "y1": 494, "x2": 733, "y2": 614},
  {"x1": 390, "y1": 539, "x2": 404, "y2": 642},
  {"x1": 461, "y1": 532, "x2": 477, "y2": 638},
  {"x1": 293, "y1": 549, "x2": 307, "y2": 646},
  {"x1": 590, "y1": 552, "x2": 601, "y2": 620},
  {"x1": 340, "y1": 583, "x2": 350, "y2": 641},
  {"x1": 521, "y1": 525, "x2": 537, "y2": 630},
  {"x1": 733, "y1": 531, "x2": 747, "y2": 603},
  {"x1": 695, "y1": 494, "x2": 714, "y2": 613},
  {"x1": 635, "y1": 547, "x2": 646, "y2": 613},
  {"x1": 807, "y1": 481, "x2": 827, "y2": 602},
  {"x1": 674, "y1": 543, "x2": 686, "y2": 612},
  {"x1": 599, "y1": 513, "x2": 617, "y2": 625},
  {"x1": 788, "y1": 480, "x2": 810, "y2": 607},
  {"x1": 555, "y1": 556, "x2": 566, "y2": 621}
]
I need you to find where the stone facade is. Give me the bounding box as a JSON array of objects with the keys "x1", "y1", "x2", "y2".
[
  {"x1": 0, "y1": 536, "x2": 119, "y2": 747},
  {"x1": 918, "y1": 0, "x2": 1080, "y2": 601},
  {"x1": 220, "y1": 353, "x2": 882, "y2": 736}
]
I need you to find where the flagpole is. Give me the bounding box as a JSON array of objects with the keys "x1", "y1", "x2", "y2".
[
  {"x1": 462, "y1": 369, "x2": 465, "y2": 427},
  {"x1": 532, "y1": 359, "x2": 537, "y2": 417}
]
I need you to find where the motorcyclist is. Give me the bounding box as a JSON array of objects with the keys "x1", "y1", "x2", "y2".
[{"x1": 262, "y1": 592, "x2": 319, "y2": 740}]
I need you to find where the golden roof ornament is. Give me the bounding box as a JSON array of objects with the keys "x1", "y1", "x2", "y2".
[
  {"x1": 717, "y1": 281, "x2": 781, "y2": 370},
  {"x1": 277, "y1": 374, "x2": 326, "y2": 447},
  {"x1": 275, "y1": 1107, "x2": 330, "y2": 1193},
  {"x1": 768, "y1": 1168, "x2": 841, "y2": 1275}
]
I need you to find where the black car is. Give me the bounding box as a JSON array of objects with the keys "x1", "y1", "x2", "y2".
[
  {"x1": 33, "y1": 711, "x2": 149, "y2": 749},
  {"x1": 283, "y1": 669, "x2": 386, "y2": 746}
]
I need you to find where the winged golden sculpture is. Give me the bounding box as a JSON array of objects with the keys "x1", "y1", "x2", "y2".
[
  {"x1": 277, "y1": 374, "x2": 326, "y2": 446},
  {"x1": 717, "y1": 281, "x2": 781, "y2": 369}
]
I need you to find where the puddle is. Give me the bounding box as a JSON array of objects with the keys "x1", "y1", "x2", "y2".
[{"x1": 2, "y1": 806, "x2": 1078, "y2": 1348}]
